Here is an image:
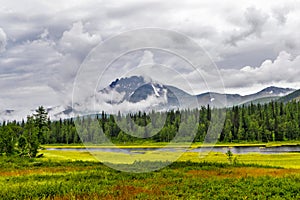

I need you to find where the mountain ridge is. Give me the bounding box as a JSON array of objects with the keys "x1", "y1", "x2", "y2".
[
  {"x1": 97, "y1": 76, "x2": 295, "y2": 109},
  {"x1": 0, "y1": 76, "x2": 297, "y2": 121},
  {"x1": 278, "y1": 89, "x2": 300, "y2": 103}
]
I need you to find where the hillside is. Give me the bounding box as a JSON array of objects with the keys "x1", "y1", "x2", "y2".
[{"x1": 278, "y1": 89, "x2": 300, "y2": 103}]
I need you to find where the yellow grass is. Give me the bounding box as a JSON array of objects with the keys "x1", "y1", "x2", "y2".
[{"x1": 41, "y1": 149, "x2": 300, "y2": 169}]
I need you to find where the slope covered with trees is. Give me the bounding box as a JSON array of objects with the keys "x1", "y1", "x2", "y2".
[{"x1": 1, "y1": 101, "x2": 300, "y2": 156}]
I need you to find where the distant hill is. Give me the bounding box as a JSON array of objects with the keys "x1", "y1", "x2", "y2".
[
  {"x1": 236, "y1": 86, "x2": 294, "y2": 106},
  {"x1": 196, "y1": 86, "x2": 295, "y2": 107},
  {"x1": 241, "y1": 96, "x2": 281, "y2": 106},
  {"x1": 278, "y1": 89, "x2": 300, "y2": 103},
  {"x1": 239, "y1": 86, "x2": 294, "y2": 104}
]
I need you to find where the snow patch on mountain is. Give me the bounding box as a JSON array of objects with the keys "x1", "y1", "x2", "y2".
[{"x1": 152, "y1": 84, "x2": 160, "y2": 97}]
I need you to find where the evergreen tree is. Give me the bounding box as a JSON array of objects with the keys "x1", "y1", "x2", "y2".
[
  {"x1": 23, "y1": 116, "x2": 40, "y2": 157},
  {"x1": 0, "y1": 125, "x2": 16, "y2": 155},
  {"x1": 33, "y1": 106, "x2": 49, "y2": 144}
]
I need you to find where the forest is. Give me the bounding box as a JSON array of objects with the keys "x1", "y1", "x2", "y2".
[{"x1": 1, "y1": 100, "x2": 300, "y2": 157}]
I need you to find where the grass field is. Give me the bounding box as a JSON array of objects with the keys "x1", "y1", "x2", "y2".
[
  {"x1": 1, "y1": 147, "x2": 300, "y2": 199},
  {"x1": 40, "y1": 149, "x2": 300, "y2": 169},
  {"x1": 1, "y1": 156, "x2": 300, "y2": 200}
]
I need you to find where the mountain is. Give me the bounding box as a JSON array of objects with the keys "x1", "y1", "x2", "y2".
[
  {"x1": 46, "y1": 105, "x2": 74, "y2": 119},
  {"x1": 238, "y1": 86, "x2": 295, "y2": 105},
  {"x1": 0, "y1": 110, "x2": 15, "y2": 122},
  {"x1": 0, "y1": 106, "x2": 74, "y2": 122},
  {"x1": 243, "y1": 86, "x2": 294, "y2": 101},
  {"x1": 97, "y1": 76, "x2": 194, "y2": 110},
  {"x1": 196, "y1": 92, "x2": 242, "y2": 107},
  {"x1": 101, "y1": 76, "x2": 146, "y2": 104},
  {"x1": 100, "y1": 76, "x2": 240, "y2": 109},
  {"x1": 0, "y1": 109, "x2": 35, "y2": 122},
  {"x1": 98, "y1": 76, "x2": 295, "y2": 109},
  {"x1": 1, "y1": 110, "x2": 14, "y2": 115},
  {"x1": 241, "y1": 96, "x2": 281, "y2": 106},
  {"x1": 0, "y1": 76, "x2": 297, "y2": 121},
  {"x1": 278, "y1": 89, "x2": 300, "y2": 103},
  {"x1": 195, "y1": 86, "x2": 294, "y2": 107}
]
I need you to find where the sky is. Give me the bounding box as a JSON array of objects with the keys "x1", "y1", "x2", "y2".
[{"x1": 1, "y1": 0, "x2": 300, "y2": 111}]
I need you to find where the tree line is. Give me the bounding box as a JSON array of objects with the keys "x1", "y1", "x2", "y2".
[
  {"x1": 1, "y1": 101, "x2": 300, "y2": 156},
  {"x1": 0, "y1": 106, "x2": 48, "y2": 157}
]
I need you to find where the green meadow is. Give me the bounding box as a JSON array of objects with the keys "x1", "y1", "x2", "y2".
[
  {"x1": 41, "y1": 149, "x2": 300, "y2": 169},
  {"x1": 1, "y1": 148, "x2": 299, "y2": 199}
]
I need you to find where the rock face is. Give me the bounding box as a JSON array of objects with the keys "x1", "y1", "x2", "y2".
[{"x1": 98, "y1": 76, "x2": 187, "y2": 110}]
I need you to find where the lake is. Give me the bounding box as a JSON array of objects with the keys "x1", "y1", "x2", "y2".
[{"x1": 46, "y1": 145, "x2": 300, "y2": 154}]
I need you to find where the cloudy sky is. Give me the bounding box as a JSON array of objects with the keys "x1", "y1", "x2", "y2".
[{"x1": 1, "y1": 0, "x2": 300, "y2": 111}]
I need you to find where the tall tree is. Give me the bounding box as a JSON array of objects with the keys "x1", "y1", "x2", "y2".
[
  {"x1": 33, "y1": 106, "x2": 49, "y2": 144},
  {"x1": 23, "y1": 116, "x2": 40, "y2": 157},
  {"x1": 0, "y1": 125, "x2": 16, "y2": 155}
]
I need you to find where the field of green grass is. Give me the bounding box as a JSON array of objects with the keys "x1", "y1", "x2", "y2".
[
  {"x1": 41, "y1": 147, "x2": 300, "y2": 169},
  {"x1": 1, "y1": 155, "x2": 300, "y2": 200},
  {"x1": 1, "y1": 147, "x2": 300, "y2": 199}
]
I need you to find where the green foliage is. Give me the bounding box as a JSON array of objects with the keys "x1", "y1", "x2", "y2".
[
  {"x1": 0, "y1": 125, "x2": 16, "y2": 155},
  {"x1": 22, "y1": 116, "x2": 40, "y2": 158},
  {"x1": 17, "y1": 136, "x2": 27, "y2": 156},
  {"x1": 0, "y1": 106, "x2": 48, "y2": 157},
  {"x1": 225, "y1": 149, "x2": 239, "y2": 165},
  {"x1": 33, "y1": 106, "x2": 49, "y2": 144},
  {"x1": 226, "y1": 149, "x2": 233, "y2": 164}
]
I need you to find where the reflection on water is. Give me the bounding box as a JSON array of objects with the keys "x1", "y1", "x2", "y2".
[{"x1": 47, "y1": 145, "x2": 300, "y2": 154}]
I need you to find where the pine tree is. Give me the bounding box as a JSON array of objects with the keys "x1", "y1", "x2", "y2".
[
  {"x1": 23, "y1": 116, "x2": 40, "y2": 157},
  {"x1": 33, "y1": 106, "x2": 49, "y2": 144},
  {"x1": 0, "y1": 125, "x2": 16, "y2": 155}
]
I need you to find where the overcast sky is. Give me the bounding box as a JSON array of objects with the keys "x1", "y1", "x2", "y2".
[{"x1": 1, "y1": 0, "x2": 300, "y2": 110}]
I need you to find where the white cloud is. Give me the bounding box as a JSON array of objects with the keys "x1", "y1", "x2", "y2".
[
  {"x1": 0, "y1": 28, "x2": 7, "y2": 52},
  {"x1": 139, "y1": 50, "x2": 154, "y2": 66},
  {"x1": 0, "y1": 20, "x2": 103, "y2": 110},
  {"x1": 0, "y1": 0, "x2": 300, "y2": 114},
  {"x1": 90, "y1": 87, "x2": 168, "y2": 115},
  {"x1": 221, "y1": 51, "x2": 300, "y2": 94},
  {"x1": 59, "y1": 21, "x2": 101, "y2": 60}
]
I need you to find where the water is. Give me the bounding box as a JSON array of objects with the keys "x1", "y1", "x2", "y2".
[
  {"x1": 47, "y1": 145, "x2": 300, "y2": 154},
  {"x1": 191, "y1": 145, "x2": 300, "y2": 154}
]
